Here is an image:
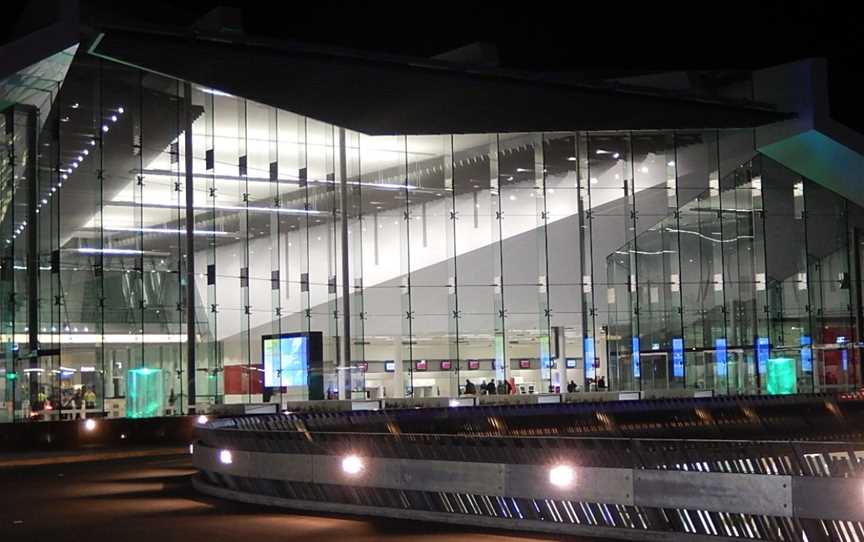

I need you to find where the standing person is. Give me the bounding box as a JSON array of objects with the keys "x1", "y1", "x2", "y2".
[
  {"x1": 486, "y1": 380, "x2": 496, "y2": 395},
  {"x1": 597, "y1": 376, "x2": 606, "y2": 390},
  {"x1": 480, "y1": 380, "x2": 488, "y2": 395},
  {"x1": 567, "y1": 380, "x2": 576, "y2": 393},
  {"x1": 464, "y1": 379, "x2": 476, "y2": 395},
  {"x1": 84, "y1": 387, "x2": 96, "y2": 409},
  {"x1": 72, "y1": 388, "x2": 83, "y2": 419}
]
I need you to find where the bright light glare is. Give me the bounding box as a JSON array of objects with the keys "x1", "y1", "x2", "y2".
[
  {"x1": 549, "y1": 464, "x2": 575, "y2": 488},
  {"x1": 219, "y1": 450, "x2": 232, "y2": 464},
  {"x1": 189, "y1": 443, "x2": 194, "y2": 455},
  {"x1": 83, "y1": 419, "x2": 97, "y2": 432},
  {"x1": 342, "y1": 455, "x2": 364, "y2": 475},
  {"x1": 449, "y1": 399, "x2": 461, "y2": 407},
  {"x1": 196, "y1": 415, "x2": 209, "y2": 424}
]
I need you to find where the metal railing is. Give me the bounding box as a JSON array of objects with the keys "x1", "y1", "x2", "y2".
[{"x1": 192, "y1": 396, "x2": 864, "y2": 541}]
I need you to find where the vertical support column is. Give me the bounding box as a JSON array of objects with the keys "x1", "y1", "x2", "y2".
[
  {"x1": 183, "y1": 82, "x2": 196, "y2": 410},
  {"x1": 338, "y1": 128, "x2": 351, "y2": 400},
  {"x1": 576, "y1": 133, "x2": 593, "y2": 391},
  {"x1": 853, "y1": 228, "x2": 864, "y2": 386},
  {"x1": 23, "y1": 107, "x2": 39, "y2": 408},
  {"x1": 554, "y1": 326, "x2": 567, "y2": 393},
  {"x1": 392, "y1": 338, "x2": 404, "y2": 398},
  {"x1": 1, "y1": 108, "x2": 16, "y2": 420},
  {"x1": 25, "y1": 107, "x2": 38, "y2": 355}
]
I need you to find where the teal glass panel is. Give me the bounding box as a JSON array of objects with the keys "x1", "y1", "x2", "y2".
[
  {"x1": 766, "y1": 358, "x2": 797, "y2": 395},
  {"x1": 127, "y1": 368, "x2": 164, "y2": 418}
]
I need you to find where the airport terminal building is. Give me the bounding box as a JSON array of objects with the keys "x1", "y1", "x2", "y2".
[{"x1": 1, "y1": 4, "x2": 864, "y2": 421}]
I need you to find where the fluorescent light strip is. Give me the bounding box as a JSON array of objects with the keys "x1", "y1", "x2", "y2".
[
  {"x1": 196, "y1": 86, "x2": 234, "y2": 97},
  {"x1": 76, "y1": 248, "x2": 144, "y2": 255},
  {"x1": 104, "y1": 226, "x2": 234, "y2": 236},
  {"x1": 212, "y1": 203, "x2": 322, "y2": 214},
  {"x1": 136, "y1": 169, "x2": 417, "y2": 190},
  {"x1": 2, "y1": 333, "x2": 192, "y2": 344},
  {"x1": 107, "y1": 200, "x2": 323, "y2": 215}
]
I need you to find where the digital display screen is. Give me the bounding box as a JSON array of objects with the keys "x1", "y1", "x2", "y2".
[
  {"x1": 519, "y1": 359, "x2": 531, "y2": 369},
  {"x1": 440, "y1": 360, "x2": 452, "y2": 370},
  {"x1": 672, "y1": 338, "x2": 684, "y2": 378},
  {"x1": 632, "y1": 336, "x2": 641, "y2": 379},
  {"x1": 468, "y1": 360, "x2": 480, "y2": 370},
  {"x1": 584, "y1": 338, "x2": 596, "y2": 379},
  {"x1": 565, "y1": 358, "x2": 577, "y2": 369},
  {"x1": 263, "y1": 334, "x2": 308, "y2": 387},
  {"x1": 416, "y1": 360, "x2": 427, "y2": 371},
  {"x1": 757, "y1": 337, "x2": 770, "y2": 374},
  {"x1": 384, "y1": 361, "x2": 396, "y2": 372},
  {"x1": 715, "y1": 338, "x2": 727, "y2": 377},
  {"x1": 800, "y1": 336, "x2": 812, "y2": 372}
]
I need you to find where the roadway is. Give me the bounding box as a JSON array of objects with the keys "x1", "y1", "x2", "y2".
[{"x1": 0, "y1": 454, "x2": 601, "y2": 541}]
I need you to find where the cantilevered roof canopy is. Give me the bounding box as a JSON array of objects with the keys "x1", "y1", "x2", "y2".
[{"x1": 89, "y1": 26, "x2": 792, "y2": 136}]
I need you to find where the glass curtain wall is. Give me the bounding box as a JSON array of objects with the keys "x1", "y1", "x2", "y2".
[
  {"x1": 607, "y1": 152, "x2": 862, "y2": 396},
  {"x1": 2, "y1": 50, "x2": 863, "y2": 421}
]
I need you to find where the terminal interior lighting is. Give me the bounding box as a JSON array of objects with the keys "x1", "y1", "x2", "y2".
[
  {"x1": 548, "y1": 464, "x2": 576, "y2": 488},
  {"x1": 342, "y1": 455, "x2": 364, "y2": 475},
  {"x1": 219, "y1": 450, "x2": 233, "y2": 464}
]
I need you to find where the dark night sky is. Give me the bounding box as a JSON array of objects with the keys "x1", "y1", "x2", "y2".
[{"x1": 10, "y1": 1, "x2": 864, "y2": 131}]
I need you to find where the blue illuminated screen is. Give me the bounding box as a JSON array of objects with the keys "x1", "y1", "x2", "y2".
[
  {"x1": 584, "y1": 338, "x2": 596, "y2": 379},
  {"x1": 263, "y1": 335, "x2": 309, "y2": 387},
  {"x1": 672, "y1": 338, "x2": 684, "y2": 378}
]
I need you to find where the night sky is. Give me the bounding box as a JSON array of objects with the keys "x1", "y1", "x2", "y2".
[{"x1": 8, "y1": 1, "x2": 864, "y2": 131}]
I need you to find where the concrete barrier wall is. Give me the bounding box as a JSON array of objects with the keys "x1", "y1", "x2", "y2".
[
  {"x1": 215, "y1": 389, "x2": 721, "y2": 415},
  {"x1": 192, "y1": 443, "x2": 864, "y2": 521}
]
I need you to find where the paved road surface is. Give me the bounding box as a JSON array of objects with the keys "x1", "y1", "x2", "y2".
[{"x1": 0, "y1": 455, "x2": 601, "y2": 541}]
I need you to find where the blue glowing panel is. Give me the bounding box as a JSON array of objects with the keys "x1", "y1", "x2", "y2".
[
  {"x1": 672, "y1": 338, "x2": 684, "y2": 378},
  {"x1": 632, "y1": 337, "x2": 641, "y2": 379},
  {"x1": 263, "y1": 335, "x2": 308, "y2": 387},
  {"x1": 756, "y1": 337, "x2": 770, "y2": 375},
  {"x1": 584, "y1": 338, "x2": 595, "y2": 380},
  {"x1": 800, "y1": 336, "x2": 812, "y2": 373},
  {"x1": 715, "y1": 338, "x2": 727, "y2": 377}
]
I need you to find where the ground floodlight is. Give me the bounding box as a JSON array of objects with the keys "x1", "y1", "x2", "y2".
[
  {"x1": 219, "y1": 450, "x2": 233, "y2": 465},
  {"x1": 342, "y1": 455, "x2": 364, "y2": 475},
  {"x1": 549, "y1": 464, "x2": 576, "y2": 488}
]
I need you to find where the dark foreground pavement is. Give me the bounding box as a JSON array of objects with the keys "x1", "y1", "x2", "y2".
[{"x1": 0, "y1": 454, "x2": 601, "y2": 542}]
